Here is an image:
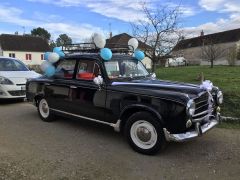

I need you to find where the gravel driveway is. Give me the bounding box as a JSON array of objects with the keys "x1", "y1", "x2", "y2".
[{"x1": 0, "y1": 100, "x2": 239, "y2": 180}]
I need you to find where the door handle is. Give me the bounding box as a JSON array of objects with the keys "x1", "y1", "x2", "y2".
[
  {"x1": 70, "y1": 85, "x2": 77, "y2": 89},
  {"x1": 44, "y1": 83, "x2": 50, "y2": 86}
]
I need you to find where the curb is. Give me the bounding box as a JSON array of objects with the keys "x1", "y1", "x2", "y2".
[{"x1": 220, "y1": 116, "x2": 240, "y2": 122}]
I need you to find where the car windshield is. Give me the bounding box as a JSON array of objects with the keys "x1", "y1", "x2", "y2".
[
  {"x1": 0, "y1": 58, "x2": 29, "y2": 71},
  {"x1": 104, "y1": 58, "x2": 149, "y2": 79}
]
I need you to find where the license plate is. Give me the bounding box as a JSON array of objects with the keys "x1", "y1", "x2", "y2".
[{"x1": 21, "y1": 86, "x2": 26, "y2": 91}]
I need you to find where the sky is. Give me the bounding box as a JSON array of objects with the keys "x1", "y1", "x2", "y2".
[{"x1": 0, "y1": 0, "x2": 240, "y2": 42}]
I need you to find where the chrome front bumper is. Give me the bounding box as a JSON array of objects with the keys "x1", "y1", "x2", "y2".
[{"x1": 163, "y1": 113, "x2": 220, "y2": 142}]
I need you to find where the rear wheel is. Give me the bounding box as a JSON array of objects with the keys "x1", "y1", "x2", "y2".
[
  {"x1": 37, "y1": 98, "x2": 54, "y2": 122},
  {"x1": 125, "y1": 112, "x2": 166, "y2": 155}
]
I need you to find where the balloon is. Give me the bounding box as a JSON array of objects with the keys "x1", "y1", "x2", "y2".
[
  {"x1": 100, "y1": 48, "x2": 112, "y2": 61},
  {"x1": 45, "y1": 65, "x2": 56, "y2": 77},
  {"x1": 40, "y1": 61, "x2": 51, "y2": 72},
  {"x1": 56, "y1": 50, "x2": 65, "y2": 58},
  {"x1": 44, "y1": 52, "x2": 51, "y2": 60},
  {"x1": 134, "y1": 50, "x2": 145, "y2": 61},
  {"x1": 48, "y1": 52, "x2": 60, "y2": 63},
  {"x1": 53, "y1": 47, "x2": 65, "y2": 58},
  {"x1": 93, "y1": 33, "x2": 106, "y2": 48},
  {"x1": 128, "y1": 38, "x2": 138, "y2": 50},
  {"x1": 53, "y1": 47, "x2": 62, "y2": 52}
]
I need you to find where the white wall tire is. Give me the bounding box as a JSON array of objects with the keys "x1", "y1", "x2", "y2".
[
  {"x1": 37, "y1": 98, "x2": 54, "y2": 122},
  {"x1": 130, "y1": 120, "x2": 158, "y2": 150},
  {"x1": 125, "y1": 112, "x2": 166, "y2": 155}
]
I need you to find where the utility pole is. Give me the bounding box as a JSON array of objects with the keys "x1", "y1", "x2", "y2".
[{"x1": 22, "y1": 26, "x2": 25, "y2": 35}]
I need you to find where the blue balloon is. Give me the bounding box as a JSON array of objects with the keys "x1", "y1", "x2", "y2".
[
  {"x1": 53, "y1": 47, "x2": 62, "y2": 52},
  {"x1": 44, "y1": 52, "x2": 51, "y2": 60},
  {"x1": 56, "y1": 50, "x2": 65, "y2": 58},
  {"x1": 100, "y1": 48, "x2": 112, "y2": 61},
  {"x1": 45, "y1": 65, "x2": 56, "y2": 77},
  {"x1": 134, "y1": 50, "x2": 145, "y2": 61},
  {"x1": 53, "y1": 47, "x2": 65, "y2": 58}
]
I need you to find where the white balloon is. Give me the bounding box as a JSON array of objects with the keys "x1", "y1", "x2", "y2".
[
  {"x1": 128, "y1": 38, "x2": 138, "y2": 50},
  {"x1": 48, "y1": 52, "x2": 60, "y2": 63},
  {"x1": 93, "y1": 33, "x2": 106, "y2": 48},
  {"x1": 40, "y1": 61, "x2": 51, "y2": 72}
]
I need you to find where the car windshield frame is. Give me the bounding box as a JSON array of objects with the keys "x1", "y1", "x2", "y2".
[
  {"x1": 0, "y1": 58, "x2": 29, "y2": 71},
  {"x1": 104, "y1": 58, "x2": 149, "y2": 80}
]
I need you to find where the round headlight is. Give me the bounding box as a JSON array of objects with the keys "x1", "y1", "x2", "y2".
[
  {"x1": 217, "y1": 91, "x2": 223, "y2": 105},
  {"x1": 186, "y1": 99, "x2": 195, "y2": 116}
]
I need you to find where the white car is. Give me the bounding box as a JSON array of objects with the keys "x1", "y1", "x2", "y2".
[
  {"x1": 165, "y1": 57, "x2": 187, "y2": 67},
  {"x1": 0, "y1": 57, "x2": 41, "y2": 99}
]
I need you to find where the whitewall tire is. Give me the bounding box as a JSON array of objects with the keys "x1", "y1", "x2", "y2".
[
  {"x1": 37, "y1": 98, "x2": 54, "y2": 122},
  {"x1": 125, "y1": 112, "x2": 166, "y2": 155}
]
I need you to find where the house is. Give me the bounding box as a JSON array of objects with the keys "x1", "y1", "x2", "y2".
[
  {"x1": 106, "y1": 33, "x2": 152, "y2": 69},
  {"x1": 0, "y1": 34, "x2": 50, "y2": 65},
  {"x1": 172, "y1": 28, "x2": 240, "y2": 65}
]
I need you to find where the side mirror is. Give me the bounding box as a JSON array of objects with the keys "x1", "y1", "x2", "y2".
[{"x1": 93, "y1": 75, "x2": 103, "y2": 90}]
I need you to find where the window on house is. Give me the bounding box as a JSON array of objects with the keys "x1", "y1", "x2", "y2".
[
  {"x1": 41, "y1": 54, "x2": 44, "y2": 60},
  {"x1": 9, "y1": 53, "x2": 15, "y2": 58},
  {"x1": 26, "y1": 54, "x2": 32, "y2": 60}
]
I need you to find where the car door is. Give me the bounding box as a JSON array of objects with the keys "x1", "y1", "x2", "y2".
[
  {"x1": 65, "y1": 59, "x2": 106, "y2": 121},
  {"x1": 44, "y1": 59, "x2": 77, "y2": 112}
]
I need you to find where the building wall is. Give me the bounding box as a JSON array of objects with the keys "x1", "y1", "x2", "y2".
[
  {"x1": 172, "y1": 41, "x2": 240, "y2": 65},
  {"x1": 2, "y1": 50, "x2": 44, "y2": 65}
]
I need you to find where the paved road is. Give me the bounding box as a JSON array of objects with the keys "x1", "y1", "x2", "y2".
[{"x1": 0, "y1": 100, "x2": 240, "y2": 180}]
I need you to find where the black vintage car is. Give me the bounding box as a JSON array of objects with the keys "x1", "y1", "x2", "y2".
[{"x1": 26, "y1": 44, "x2": 223, "y2": 155}]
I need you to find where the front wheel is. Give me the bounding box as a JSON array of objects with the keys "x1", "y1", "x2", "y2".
[
  {"x1": 37, "y1": 98, "x2": 54, "y2": 122},
  {"x1": 124, "y1": 112, "x2": 166, "y2": 155}
]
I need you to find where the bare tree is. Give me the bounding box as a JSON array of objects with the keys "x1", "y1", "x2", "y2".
[
  {"x1": 132, "y1": 2, "x2": 182, "y2": 72},
  {"x1": 201, "y1": 38, "x2": 226, "y2": 68},
  {"x1": 227, "y1": 47, "x2": 237, "y2": 66}
]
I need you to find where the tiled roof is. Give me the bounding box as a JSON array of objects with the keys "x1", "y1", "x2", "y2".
[
  {"x1": 174, "y1": 28, "x2": 240, "y2": 50},
  {"x1": 106, "y1": 33, "x2": 152, "y2": 50},
  {"x1": 0, "y1": 34, "x2": 50, "y2": 52}
]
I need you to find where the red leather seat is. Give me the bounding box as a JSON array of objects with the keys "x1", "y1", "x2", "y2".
[{"x1": 77, "y1": 73, "x2": 94, "y2": 80}]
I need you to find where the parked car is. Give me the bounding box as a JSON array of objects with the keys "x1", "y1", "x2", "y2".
[
  {"x1": 0, "y1": 57, "x2": 41, "y2": 99},
  {"x1": 165, "y1": 57, "x2": 188, "y2": 67},
  {"x1": 26, "y1": 44, "x2": 223, "y2": 155}
]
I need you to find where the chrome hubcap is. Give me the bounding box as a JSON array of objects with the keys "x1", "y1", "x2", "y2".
[
  {"x1": 39, "y1": 99, "x2": 49, "y2": 118},
  {"x1": 136, "y1": 127, "x2": 151, "y2": 142},
  {"x1": 130, "y1": 120, "x2": 158, "y2": 149}
]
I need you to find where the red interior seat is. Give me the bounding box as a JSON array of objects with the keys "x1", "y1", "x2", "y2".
[{"x1": 77, "y1": 73, "x2": 94, "y2": 80}]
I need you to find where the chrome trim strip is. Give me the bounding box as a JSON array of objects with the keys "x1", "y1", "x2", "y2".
[
  {"x1": 195, "y1": 103, "x2": 209, "y2": 111},
  {"x1": 195, "y1": 99, "x2": 208, "y2": 105},
  {"x1": 50, "y1": 108, "x2": 121, "y2": 131},
  {"x1": 164, "y1": 119, "x2": 219, "y2": 142},
  {"x1": 192, "y1": 114, "x2": 209, "y2": 122},
  {"x1": 193, "y1": 109, "x2": 212, "y2": 117}
]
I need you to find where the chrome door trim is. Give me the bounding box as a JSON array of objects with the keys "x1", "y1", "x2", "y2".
[{"x1": 50, "y1": 108, "x2": 121, "y2": 132}]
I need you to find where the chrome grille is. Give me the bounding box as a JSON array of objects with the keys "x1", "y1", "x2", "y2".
[
  {"x1": 8, "y1": 90, "x2": 26, "y2": 96},
  {"x1": 192, "y1": 92, "x2": 210, "y2": 122}
]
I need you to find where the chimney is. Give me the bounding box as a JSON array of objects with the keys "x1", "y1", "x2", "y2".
[
  {"x1": 109, "y1": 32, "x2": 112, "y2": 39},
  {"x1": 200, "y1": 30, "x2": 204, "y2": 36}
]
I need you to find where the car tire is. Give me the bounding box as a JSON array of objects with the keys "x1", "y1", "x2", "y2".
[
  {"x1": 124, "y1": 111, "x2": 166, "y2": 155},
  {"x1": 37, "y1": 98, "x2": 55, "y2": 122}
]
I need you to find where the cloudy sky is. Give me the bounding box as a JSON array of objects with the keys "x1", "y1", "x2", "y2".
[{"x1": 0, "y1": 0, "x2": 240, "y2": 42}]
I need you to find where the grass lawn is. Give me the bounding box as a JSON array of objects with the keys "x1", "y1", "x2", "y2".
[{"x1": 155, "y1": 66, "x2": 240, "y2": 118}]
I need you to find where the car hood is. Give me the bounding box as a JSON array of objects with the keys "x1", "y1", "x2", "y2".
[
  {"x1": 0, "y1": 71, "x2": 41, "y2": 84},
  {"x1": 110, "y1": 78, "x2": 205, "y2": 104}
]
